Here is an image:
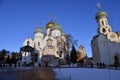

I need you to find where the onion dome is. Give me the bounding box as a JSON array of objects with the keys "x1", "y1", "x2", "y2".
[
  {"x1": 51, "y1": 23, "x2": 62, "y2": 31},
  {"x1": 34, "y1": 27, "x2": 44, "y2": 34},
  {"x1": 46, "y1": 20, "x2": 55, "y2": 29},
  {"x1": 95, "y1": 10, "x2": 108, "y2": 19}
]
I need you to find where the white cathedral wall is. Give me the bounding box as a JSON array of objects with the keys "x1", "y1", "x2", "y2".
[
  {"x1": 51, "y1": 30, "x2": 61, "y2": 37},
  {"x1": 34, "y1": 33, "x2": 44, "y2": 38},
  {"x1": 47, "y1": 28, "x2": 50, "y2": 35},
  {"x1": 43, "y1": 36, "x2": 57, "y2": 47},
  {"x1": 98, "y1": 17, "x2": 108, "y2": 27},
  {"x1": 92, "y1": 34, "x2": 110, "y2": 64},
  {"x1": 42, "y1": 36, "x2": 58, "y2": 56},
  {"x1": 22, "y1": 29, "x2": 67, "y2": 64},
  {"x1": 34, "y1": 38, "x2": 43, "y2": 49},
  {"x1": 92, "y1": 35, "x2": 107, "y2": 64},
  {"x1": 99, "y1": 39, "x2": 111, "y2": 64},
  {"x1": 118, "y1": 36, "x2": 120, "y2": 42},
  {"x1": 51, "y1": 37, "x2": 57, "y2": 46},
  {"x1": 94, "y1": 34, "x2": 120, "y2": 65},
  {"x1": 107, "y1": 41, "x2": 120, "y2": 64},
  {"x1": 34, "y1": 34, "x2": 44, "y2": 61},
  {"x1": 62, "y1": 36, "x2": 66, "y2": 42},
  {"x1": 91, "y1": 39, "x2": 100, "y2": 64}
]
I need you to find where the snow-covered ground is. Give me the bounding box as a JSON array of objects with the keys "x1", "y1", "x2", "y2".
[
  {"x1": 53, "y1": 68, "x2": 120, "y2": 80},
  {"x1": 0, "y1": 67, "x2": 33, "y2": 72}
]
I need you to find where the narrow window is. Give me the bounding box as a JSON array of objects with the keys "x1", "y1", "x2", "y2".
[
  {"x1": 27, "y1": 41, "x2": 30, "y2": 46},
  {"x1": 102, "y1": 21, "x2": 104, "y2": 26},
  {"x1": 38, "y1": 42, "x2": 40, "y2": 46},
  {"x1": 34, "y1": 43, "x2": 36, "y2": 48}
]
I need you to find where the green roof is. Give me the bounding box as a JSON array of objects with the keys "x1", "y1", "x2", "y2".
[
  {"x1": 51, "y1": 23, "x2": 62, "y2": 31},
  {"x1": 95, "y1": 10, "x2": 108, "y2": 19},
  {"x1": 34, "y1": 27, "x2": 44, "y2": 34}
]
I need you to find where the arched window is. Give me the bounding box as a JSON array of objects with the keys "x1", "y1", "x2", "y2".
[
  {"x1": 102, "y1": 21, "x2": 104, "y2": 26},
  {"x1": 27, "y1": 41, "x2": 30, "y2": 46},
  {"x1": 46, "y1": 38, "x2": 52, "y2": 47},
  {"x1": 102, "y1": 28, "x2": 106, "y2": 33}
]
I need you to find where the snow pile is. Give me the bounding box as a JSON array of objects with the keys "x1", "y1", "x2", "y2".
[{"x1": 53, "y1": 68, "x2": 120, "y2": 80}]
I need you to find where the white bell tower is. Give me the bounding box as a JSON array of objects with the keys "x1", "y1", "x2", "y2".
[{"x1": 95, "y1": 3, "x2": 112, "y2": 35}]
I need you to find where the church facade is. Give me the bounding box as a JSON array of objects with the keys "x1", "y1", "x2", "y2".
[
  {"x1": 20, "y1": 20, "x2": 68, "y2": 66},
  {"x1": 91, "y1": 7, "x2": 120, "y2": 65}
]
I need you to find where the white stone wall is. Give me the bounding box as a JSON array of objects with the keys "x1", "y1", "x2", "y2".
[
  {"x1": 92, "y1": 34, "x2": 120, "y2": 65},
  {"x1": 51, "y1": 30, "x2": 61, "y2": 37}
]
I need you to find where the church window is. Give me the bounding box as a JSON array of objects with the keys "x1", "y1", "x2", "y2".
[
  {"x1": 102, "y1": 28, "x2": 106, "y2": 33},
  {"x1": 47, "y1": 39, "x2": 52, "y2": 47},
  {"x1": 27, "y1": 41, "x2": 30, "y2": 46},
  {"x1": 38, "y1": 42, "x2": 40, "y2": 46},
  {"x1": 102, "y1": 21, "x2": 104, "y2": 26}
]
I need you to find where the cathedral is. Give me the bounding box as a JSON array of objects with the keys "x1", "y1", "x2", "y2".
[
  {"x1": 20, "y1": 19, "x2": 68, "y2": 66},
  {"x1": 91, "y1": 5, "x2": 120, "y2": 65}
]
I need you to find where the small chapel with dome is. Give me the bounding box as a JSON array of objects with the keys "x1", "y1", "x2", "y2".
[
  {"x1": 20, "y1": 19, "x2": 68, "y2": 66},
  {"x1": 91, "y1": 4, "x2": 120, "y2": 65}
]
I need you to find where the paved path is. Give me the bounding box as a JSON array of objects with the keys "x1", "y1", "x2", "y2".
[{"x1": 0, "y1": 68, "x2": 56, "y2": 80}]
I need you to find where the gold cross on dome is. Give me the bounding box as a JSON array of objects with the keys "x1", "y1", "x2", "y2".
[
  {"x1": 50, "y1": 14, "x2": 54, "y2": 21},
  {"x1": 96, "y1": 3, "x2": 101, "y2": 11}
]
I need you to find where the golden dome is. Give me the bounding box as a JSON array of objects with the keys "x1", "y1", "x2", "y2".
[{"x1": 46, "y1": 20, "x2": 55, "y2": 29}]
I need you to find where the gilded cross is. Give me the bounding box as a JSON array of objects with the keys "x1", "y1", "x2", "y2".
[{"x1": 96, "y1": 3, "x2": 101, "y2": 11}]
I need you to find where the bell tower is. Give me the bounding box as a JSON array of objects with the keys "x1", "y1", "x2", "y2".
[{"x1": 95, "y1": 3, "x2": 112, "y2": 35}]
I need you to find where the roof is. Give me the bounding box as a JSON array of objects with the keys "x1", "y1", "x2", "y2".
[
  {"x1": 34, "y1": 27, "x2": 44, "y2": 34},
  {"x1": 95, "y1": 10, "x2": 108, "y2": 19}
]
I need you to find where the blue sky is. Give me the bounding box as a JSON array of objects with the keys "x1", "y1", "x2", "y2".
[{"x1": 0, "y1": 0, "x2": 120, "y2": 57}]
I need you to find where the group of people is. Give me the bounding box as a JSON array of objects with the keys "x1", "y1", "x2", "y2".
[
  {"x1": 89, "y1": 62, "x2": 105, "y2": 68},
  {"x1": 97, "y1": 62, "x2": 105, "y2": 68}
]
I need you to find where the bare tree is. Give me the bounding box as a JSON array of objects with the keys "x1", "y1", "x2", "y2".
[{"x1": 66, "y1": 34, "x2": 78, "y2": 49}]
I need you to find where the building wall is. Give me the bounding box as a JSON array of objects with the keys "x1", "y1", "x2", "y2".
[
  {"x1": 22, "y1": 22, "x2": 68, "y2": 65},
  {"x1": 91, "y1": 34, "x2": 120, "y2": 65}
]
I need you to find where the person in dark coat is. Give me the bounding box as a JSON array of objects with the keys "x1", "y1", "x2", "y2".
[
  {"x1": 100, "y1": 62, "x2": 102, "y2": 68},
  {"x1": 102, "y1": 63, "x2": 105, "y2": 68},
  {"x1": 114, "y1": 63, "x2": 117, "y2": 70},
  {"x1": 97, "y1": 62, "x2": 99, "y2": 68}
]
